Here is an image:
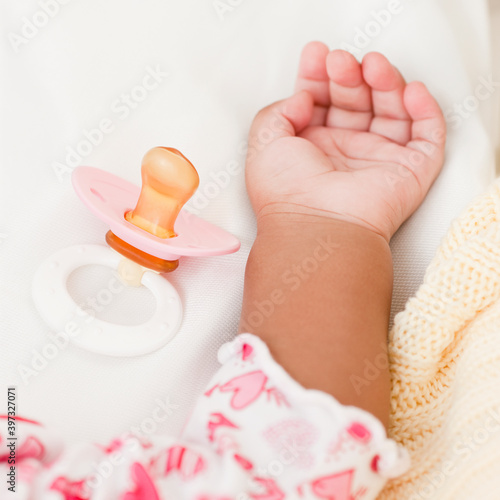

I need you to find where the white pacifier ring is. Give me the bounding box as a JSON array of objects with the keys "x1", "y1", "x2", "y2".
[{"x1": 32, "y1": 245, "x2": 183, "y2": 357}]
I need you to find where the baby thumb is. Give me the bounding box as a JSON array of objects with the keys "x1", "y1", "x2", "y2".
[{"x1": 247, "y1": 90, "x2": 314, "y2": 152}]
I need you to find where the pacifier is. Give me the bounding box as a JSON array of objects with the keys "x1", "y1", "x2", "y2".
[{"x1": 32, "y1": 147, "x2": 240, "y2": 357}]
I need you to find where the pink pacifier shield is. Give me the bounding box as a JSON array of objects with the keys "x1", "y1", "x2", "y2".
[{"x1": 72, "y1": 166, "x2": 240, "y2": 261}]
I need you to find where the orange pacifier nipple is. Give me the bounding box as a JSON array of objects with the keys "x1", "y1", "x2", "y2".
[
  {"x1": 125, "y1": 147, "x2": 199, "y2": 238},
  {"x1": 107, "y1": 147, "x2": 199, "y2": 274}
]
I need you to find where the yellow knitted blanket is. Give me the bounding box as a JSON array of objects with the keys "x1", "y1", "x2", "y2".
[{"x1": 380, "y1": 179, "x2": 500, "y2": 499}]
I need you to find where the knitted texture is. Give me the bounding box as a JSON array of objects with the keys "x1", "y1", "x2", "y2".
[{"x1": 380, "y1": 179, "x2": 500, "y2": 500}]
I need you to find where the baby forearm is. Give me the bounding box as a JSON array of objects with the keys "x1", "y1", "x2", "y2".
[{"x1": 239, "y1": 214, "x2": 393, "y2": 426}]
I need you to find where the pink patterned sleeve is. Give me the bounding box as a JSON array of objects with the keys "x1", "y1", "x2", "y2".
[{"x1": 0, "y1": 334, "x2": 409, "y2": 499}]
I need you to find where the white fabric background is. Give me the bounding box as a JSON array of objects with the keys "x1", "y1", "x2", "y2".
[{"x1": 0, "y1": 0, "x2": 496, "y2": 446}]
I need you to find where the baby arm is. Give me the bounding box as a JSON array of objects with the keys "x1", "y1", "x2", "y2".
[{"x1": 240, "y1": 42, "x2": 446, "y2": 427}]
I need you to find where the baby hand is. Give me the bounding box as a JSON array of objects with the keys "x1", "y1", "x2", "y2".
[{"x1": 245, "y1": 42, "x2": 446, "y2": 241}]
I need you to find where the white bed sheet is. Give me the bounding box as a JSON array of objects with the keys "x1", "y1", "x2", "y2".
[{"x1": 0, "y1": 0, "x2": 496, "y2": 446}]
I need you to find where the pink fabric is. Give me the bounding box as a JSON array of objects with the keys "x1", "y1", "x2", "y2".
[{"x1": 0, "y1": 335, "x2": 409, "y2": 499}]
